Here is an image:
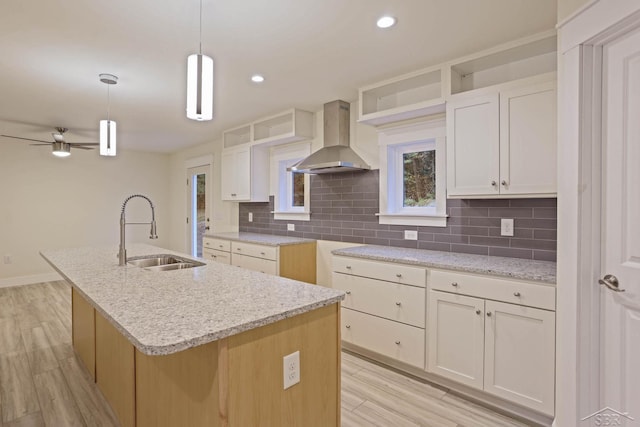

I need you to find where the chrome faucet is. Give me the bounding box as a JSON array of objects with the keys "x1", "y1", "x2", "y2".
[{"x1": 118, "y1": 194, "x2": 158, "y2": 266}]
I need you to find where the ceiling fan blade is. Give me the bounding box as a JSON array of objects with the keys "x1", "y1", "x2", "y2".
[
  {"x1": 1, "y1": 134, "x2": 51, "y2": 144},
  {"x1": 72, "y1": 146, "x2": 95, "y2": 150},
  {"x1": 68, "y1": 142, "x2": 99, "y2": 146},
  {"x1": 30, "y1": 143, "x2": 53, "y2": 146}
]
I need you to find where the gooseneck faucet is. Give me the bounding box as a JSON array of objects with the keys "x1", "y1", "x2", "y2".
[{"x1": 118, "y1": 194, "x2": 158, "y2": 266}]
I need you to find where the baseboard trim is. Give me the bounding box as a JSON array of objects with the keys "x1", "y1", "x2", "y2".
[{"x1": 0, "y1": 272, "x2": 63, "y2": 288}]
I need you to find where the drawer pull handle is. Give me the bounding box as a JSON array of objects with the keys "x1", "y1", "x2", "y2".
[
  {"x1": 396, "y1": 273, "x2": 402, "y2": 278},
  {"x1": 212, "y1": 255, "x2": 217, "y2": 259},
  {"x1": 487, "y1": 312, "x2": 492, "y2": 317},
  {"x1": 219, "y1": 245, "x2": 224, "y2": 248},
  {"x1": 346, "y1": 265, "x2": 352, "y2": 269},
  {"x1": 345, "y1": 291, "x2": 351, "y2": 295},
  {"x1": 260, "y1": 252, "x2": 265, "y2": 256},
  {"x1": 476, "y1": 309, "x2": 481, "y2": 315},
  {"x1": 451, "y1": 282, "x2": 458, "y2": 287},
  {"x1": 236, "y1": 248, "x2": 241, "y2": 251},
  {"x1": 345, "y1": 325, "x2": 351, "y2": 329},
  {"x1": 395, "y1": 341, "x2": 401, "y2": 345},
  {"x1": 231, "y1": 193, "x2": 237, "y2": 197},
  {"x1": 514, "y1": 292, "x2": 521, "y2": 297},
  {"x1": 395, "y1": 302, "x2": 401, "y2": 306}
]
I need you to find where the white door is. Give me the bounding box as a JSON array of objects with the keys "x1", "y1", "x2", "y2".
[
  {"x1": 446, "y1": 93, "x2": 500, "y2": 197},
  {"x1": 187, "y1": 165, "x2": 210, "y2": 257},
  {"x1": 499, "y1": 81, "x2": 557, "y2": 196},
  {"x1": 483, "y1": 300, "x2": 555, "y2": 415},
  {"x1": 600, "y1": 26, "x2": 640, "y2": 424},
  {"x1": 427, "y1": 291, "x2": 485, "y2": 390}
]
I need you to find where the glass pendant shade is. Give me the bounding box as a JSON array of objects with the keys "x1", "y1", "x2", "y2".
[
  {"x1": 186, "y1": 53, "x2": 214, "y2": 121},
  {"x1": 100, "y1": 120, "x2": 117, "y2": 156},
  {"x1": 52, "y1": 142, "x2": 71, "y2": 157}
]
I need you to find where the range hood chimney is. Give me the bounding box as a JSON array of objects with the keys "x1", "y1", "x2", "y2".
[{"x1": 288, "y1": 100, "x2": 371, "y2": 174}]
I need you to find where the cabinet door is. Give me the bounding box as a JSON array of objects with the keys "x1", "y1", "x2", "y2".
[
  {"x1": 499, "y1": 81, "x2": 557, "y2": 195},
  {"x1": 427, "y1": 291, "x2": 485, "y2": 390},
  {"x1": 221, "y1": 148, "x2": 251, "y2": 201},
  {"x1": 446, "y1": 93, "x2": 500, "y2": 197},
  {"x1": 484, "y1": 300, "x2": 555, "y2": 415}
]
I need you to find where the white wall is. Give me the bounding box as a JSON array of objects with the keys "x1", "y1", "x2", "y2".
[
  {"x1": 0, "y1": 142, "x2": 171, "y2": 285},
  {"x1": 558, "y1": 0, "x2": 592, "y2": 22}
]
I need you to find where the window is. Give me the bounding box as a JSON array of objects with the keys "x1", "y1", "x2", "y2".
[
  {"x1": 270, "y1": 142, "x2": 311, "y2": 221},
  {"x1": 378, "y1": 119, "x2": 447, "y2": 226}
]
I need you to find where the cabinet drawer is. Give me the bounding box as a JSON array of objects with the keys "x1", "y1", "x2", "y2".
[
  {"x1": 341, "y1": 308, "x2": 425, "y2": 369},
  {"x1": 203, "y1": 237, "x2": 231, "y2": 252},
  {"x1": 333, "y1": 256, "x2": 426, "y2": 287},
  {"x1": 333, "y1": 273, "x2": 425, "y2": 327},
  {"x1": 203, "y1": 249, "x2": 231, "y2": 265},
  {"x1": 430, "y1": 269, "x2": 555, "y2": 311},
  {"x1": 232, "y1": 253, "x2": 277, "y2": 275},
  {"x1": 231, "y1": 242, "x2": 277, "y2": 261}
]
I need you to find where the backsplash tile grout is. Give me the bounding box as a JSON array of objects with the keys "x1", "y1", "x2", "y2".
[{"x1": 239, "y1": 170, "x2": 557, "y2": 261}]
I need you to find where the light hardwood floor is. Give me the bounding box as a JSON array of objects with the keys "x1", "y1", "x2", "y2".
[{"x1": 0, "y1": 282, "x2": 530, "y2": 427}]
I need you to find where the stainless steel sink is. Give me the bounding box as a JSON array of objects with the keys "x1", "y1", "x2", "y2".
[{"x1": 127, "y1": 254, "x2": 205, "y2": 271}]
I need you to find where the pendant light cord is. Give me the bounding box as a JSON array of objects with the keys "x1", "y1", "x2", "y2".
[
  {"x1": 199, "y1": 0, "x2": 202, "y2": 54},
  {"x1": 107, "y1": 84, "x2": 111, "y2": 121}
]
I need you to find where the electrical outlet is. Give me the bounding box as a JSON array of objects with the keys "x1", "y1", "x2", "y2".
[
  {"x1": 501, "y1": 218, "x2": 514, "y2": 237},
  {"x1": 287, "y1": 223, "x2": 295, "y2": 231},
  {"x1": 248, "y1": 212, "x2": 253, "y2": 222},
  {"x1": 283, "y1": 351, "x2": 300, "y2": 389},
  {"x1": 404, "y1": 230, "x2": 418, "y2": 240},
  {"x1": 3, "y1": 255, "x2": 11, "y2": 264}
]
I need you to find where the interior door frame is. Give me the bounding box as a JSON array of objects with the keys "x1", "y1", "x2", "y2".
[
  {"x1": 556, "y1": 2, "x2": 640, "y2": 426},
  {"x1": 185, "y1": 154, "x2": 214, "y2": 255}
]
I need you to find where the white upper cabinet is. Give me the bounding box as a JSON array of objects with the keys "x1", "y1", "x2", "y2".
[
  {"x1": 447, "y1": 77, "x2": 557, "y2": 198},
  {"x1": 220, "y1": 145, "x2": 268, "y2": 202},
  {"x1": 222, "y1": 109, "x2": 314, "y2": 149}
]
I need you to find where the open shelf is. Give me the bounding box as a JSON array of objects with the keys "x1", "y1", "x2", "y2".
[
  {"x1": 253, "y1": 109, "x2": 314, "y2": 146},
  {"x1": 450, "y1": 34, "x2": 557, "y2": 95},
  {"x1": 359, "y1": 66, "x2": 445, "y2": 125},
  {"x1": 223, "y1": 125, "x2": 251, "y2": 149}
]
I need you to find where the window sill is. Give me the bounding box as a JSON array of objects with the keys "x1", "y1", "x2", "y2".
[
  {"x1": 272, "y1": 211, "x2": 311, "y2": 221},
  {"x1": 376, "y1": 213, "x2": 448, "y2": 227}
]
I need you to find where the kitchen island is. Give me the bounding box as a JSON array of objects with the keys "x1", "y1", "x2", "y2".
[{"x1": 40, "y1": 244, "x2": 344, "y2": 427}]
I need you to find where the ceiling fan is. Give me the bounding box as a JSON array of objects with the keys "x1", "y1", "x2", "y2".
[{"x1": 1, "y1": 127, "x2": 99, "y2": 157}]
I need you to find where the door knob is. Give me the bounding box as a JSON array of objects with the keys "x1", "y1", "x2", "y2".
[{"x1": 599, "y1": 274, "x2": 625, "y2": 292}]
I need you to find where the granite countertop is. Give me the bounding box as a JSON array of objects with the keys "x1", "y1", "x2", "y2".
[
  {"x1": 205, "y1": 232, "x2": 314, "y2": 246},
  {"x1": 40, "y1": 244, "x2": 343, "y2": 356},
  {"x1": 332, "y1": 245, "x2": 556, "y2": 284}
]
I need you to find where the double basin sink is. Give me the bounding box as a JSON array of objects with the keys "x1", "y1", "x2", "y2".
[{"x1": 127, "y1": 254, "x2": 205, "y2": 271}]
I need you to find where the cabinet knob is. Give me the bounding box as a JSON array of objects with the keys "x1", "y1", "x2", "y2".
[
  {"x1": 476, "y1": 309, "x2": 481, "y2": 315},
  {"x1": 212, "y1": 255, "x2": 217, "y2": 259},
  {"x1": 514, "y1": 292, "x2": 521, "y2": 297},
  {"x1": 487, "y1": 312, "x2": 492, "y2": 317},
  {"x1": 260, "y1": 252, "x2": 265, "y2": 256},
  {"x1": 395, "y1": 341, "x2": 401, "y2": 345},
  {"x1": 491, "y1": 180, "x2": 497, "y2": 186},
  {"x1": 345, "y1": 291, "x2": 351, "y2": 295},
  {"x1": 396, "y1": 273, "x2": 402, "y2": 278},
  {"x1": 231, "y1": 193, "x2": 237, "y2": 197},
  {"x1": 236, "y1": 248, "x2": 241, "y2": 251},
  {"x1": 451, "y1": 282, "x2": 458, "y2": 287},
  {"x1": 345, "y1": 325, "x2": 351, "y2": 329},
  {"x1": 395, "y1": 302, "x2": 402, "y2": 306},
  {"x1": 346, "y1": 265, "x2": 352, "y2": 269},
  {"x1": 219, "y1": 245, "x2": 224, "y2": 248},
  {"x1": 501, "y1": 180, "x2": 507, "y2": 186}
]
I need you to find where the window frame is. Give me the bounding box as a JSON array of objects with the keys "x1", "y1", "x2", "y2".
[
  {"x1": 270, "y1": 142, "x2": 311, "y2": 221},
  {"x1": 378, "y1": 118, "x2": 447, "y2": 227}
]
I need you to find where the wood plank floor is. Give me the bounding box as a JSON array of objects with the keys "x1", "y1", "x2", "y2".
[{"x1": 0, "y1": 281, "x2": 531, "y2": 427}]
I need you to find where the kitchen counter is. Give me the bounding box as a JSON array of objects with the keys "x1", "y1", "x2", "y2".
[
  {"x1": 332, "y1": 245, "x2": 556, "y2": 284},
  {"x1": 40, "y1": 244, "x2": 343, "y2": 356},
  {"x1": 205, "y1": 231, "x2": 314, "y2": 246}
]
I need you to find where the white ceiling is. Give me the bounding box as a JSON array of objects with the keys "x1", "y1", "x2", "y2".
[{"x1": 0, "y1": 0, "x2": 556, "y2": 153}]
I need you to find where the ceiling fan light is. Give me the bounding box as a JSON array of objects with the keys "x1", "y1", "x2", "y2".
[
  {"x1": 52, "y1": 141, "x2": 71, "y2": 157},
  {"x1": 100, "y1": 120, "x2": 117, "y2": 156},
  {"x1": 186, "y1": 53, "x2": 214, "y2": 121}
]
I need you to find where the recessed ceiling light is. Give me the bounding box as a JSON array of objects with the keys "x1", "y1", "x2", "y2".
[
  {"x1": 376, "y1": 16, "x2": 396, "y2": 29},
  {"x1": 251, "y1": 74, "x2": 265, "y2": 83}
]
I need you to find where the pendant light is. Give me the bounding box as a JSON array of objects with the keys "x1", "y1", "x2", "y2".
[
  {"x1": 186, "y1": 0, "x2": 213, "y2": 121},
  {"x1": 99, "y1": 73, "x2": 118, "y2": 156}
]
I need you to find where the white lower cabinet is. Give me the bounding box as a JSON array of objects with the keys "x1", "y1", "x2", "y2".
[
  {"x1": 341, "y1": 308, "x2": 425, "y2": 368},
  {"x1": 202, "y1": 248, "x2": 231, "y2": 265},
  {"x1": 428, "y1": 289, "x2": 556, "y2": 416},
  {"x1": 232, "y1": 253, "x2": 277, "y2": 275}
]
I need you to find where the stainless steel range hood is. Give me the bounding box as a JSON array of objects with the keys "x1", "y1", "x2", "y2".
[{"x1": 288, "y1": 100, "x2": 370, "y2": 174}]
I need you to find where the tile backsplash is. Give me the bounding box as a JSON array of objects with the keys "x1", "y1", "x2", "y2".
[{"x1": 239, "y1": 170, "x2": 556, "y2": 261}]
